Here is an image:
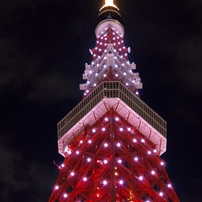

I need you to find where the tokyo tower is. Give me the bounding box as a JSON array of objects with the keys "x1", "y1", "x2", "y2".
[{"x1": 48, "y1": 0, "x2": 180, "y2": 201}]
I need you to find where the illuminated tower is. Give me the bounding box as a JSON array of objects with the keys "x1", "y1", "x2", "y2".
[{"x1": 49, "y1": 1, "x2": 180, "y2": 201}]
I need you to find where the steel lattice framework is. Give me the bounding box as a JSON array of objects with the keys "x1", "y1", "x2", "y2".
[{"x1": 49, "y1": 1, "x2": 180, "y2": 201}]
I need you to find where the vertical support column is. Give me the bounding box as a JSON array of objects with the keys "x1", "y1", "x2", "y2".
[{"x1": 110, "y1": 108, "x2": 116, "y2": 202}]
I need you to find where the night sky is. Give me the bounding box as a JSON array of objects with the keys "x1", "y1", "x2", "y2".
[{"x1": 0, "y1": 0, "x2": 202, "y2": 201}]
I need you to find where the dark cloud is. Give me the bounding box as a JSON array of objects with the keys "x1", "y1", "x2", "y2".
[{"x1": 0, "y1": 134, "x2": 56, "y2": 202}]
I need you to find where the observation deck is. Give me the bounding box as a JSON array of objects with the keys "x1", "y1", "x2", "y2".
[{"x1": 57, "y1": 81, "x2": 167, "y2": 157}]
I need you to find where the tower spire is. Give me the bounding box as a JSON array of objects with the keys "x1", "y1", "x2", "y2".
[{"x1": 100, "y1": 0, "x2": 119, "y2": 11}]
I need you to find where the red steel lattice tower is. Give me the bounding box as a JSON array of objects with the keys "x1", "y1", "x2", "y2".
[{"x1": 49, "y1": 1, "x2": 180, "y2": 201}]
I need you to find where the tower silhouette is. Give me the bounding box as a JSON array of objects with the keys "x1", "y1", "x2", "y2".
[{"x1": 48, "y1": 1, "x2": 180, "y2": 201}]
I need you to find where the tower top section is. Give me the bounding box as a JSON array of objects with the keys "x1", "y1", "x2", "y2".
[
  {"x1": 96, "y1": 0, "x2": 123, "y2": 38},
  {"x1": 100, "y1": 0, "x2": 119, "y2": 11}
]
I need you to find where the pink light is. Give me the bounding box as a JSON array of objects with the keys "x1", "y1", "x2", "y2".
[
  {"x1": 117, "y1": 143, "x2": 121, "y2": 147},
  {"x1": 167, "y1": 184, "x2": 172, "y2": 188},
  {"x1": 134, "y1": 157, "x2": 138, "y2": 161},
  {"x1": 118, "y1": 159, "x2": 122, "y2": 164},
  {"x1": 160, "y1": 161, "x2": 165, "y2": 166},
  {"x1": 102, "y1": 128, "x2": 106, "y2": 131},
  {"x1": 70, "y1": 172, "x2": 75, "y2": 176},
  {"x1": 147, "y1": 151, "x2": 152, "y2": 155},
  {"x1": 104, "y1": 143, "x2": 108, "y2": 147},
  {"x1": 138, "y1": 176, "x2": 143, "y2": 181},
  {"x1": 119, "y1": 180, "x2": 124, "y2": 185},
  {"x1": 103, "y1": 180, "x2": 108, "y2": 185}
]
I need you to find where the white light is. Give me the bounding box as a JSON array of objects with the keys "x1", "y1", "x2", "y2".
[
  {"x1": 122, "y1": 63, "x2": 124, "y2": 66},
  {"x1": 100, "y1": 42, "x2": 103, "y2": 45},
  {"x1": 83, "y1": 177, "x2": 87, "y2": 182},
  {"x1": 92, "y1": 62, "x2": 94, "y2": 65},
  {"x1": 123, "y1": 72, "x2": 126, "y2": 75},
  {"x1": 103, "y1": 159, "x2": 108, "y2": 164},
  {"x1": 119, "y1": 127, "x2": 123, "y2": 131},
  {"x1": 104, "y1": 143, "x2": 108, "y2": 147},
  {"x1": 119, "y1": 180, "x2": 124, "y2": 185},
  {"x1": 67, "y1": 149, "x2": 72, "y2": 155},
  {"x1": 141, "y1": 139, "x2": 145, "y2": 143},
  {"x1": 70, "y1": 172, "x2": 75, "y2": 176},
  {"x1": 114, "y1": 56, "x2": 117, "y2": 59},
  {"x1": 126, "y1": 83, "x2": 129, "y2": 86},
  {"x1": 63, "y1": 193, "x2": 68, "y2": 198},
  {"x1": 147, "y1": 151, "x2": 152, "y2": 155},
  {"x1": 103, "y1": 180, "x2": 108, "y2": 185},
  {"x1": 153, "y1": 149, "x2": 157, "y2": 153},
  {"x1": 115, "y1": 117, "x2": 119, "y2": 121},
  {"x1": 87, "y1": 158, "x2": 91, "y2": 162},
  {"x1": 136, "y1": 91, "x2": 139, "y2": 95},
  {"x1": 88, "y1": 140, "x2": 92, "y2": 144},
  {"x1": 115, "y1": 64, "x2": 118, "y2": 67},
  {"x1": 104, "y1": 56, "x2": 107, "y2": 60},
  {"x1": 102, "y1": 128, "x2": 106, "y2": 131},
  {"x1": 61, "y1": 164, "x2": 65, "y2": 168},
  {"x1": 151, "y1": 170, "x2": 155, "y2": 175},
  {"x1": 92, "y1": 129, "x2": 96, "y2": 133},
  {"x1": 133, "y1": 138, "x2": 137, "y2": 143},
  {"x1": 76, "y1": 150, "x2": 80, "y2": 155},
  {"x1": 139, "y1": 176, "x2": 143, "y2": 181},
  {"x1": 104, "y1": 65, "x2": 107, "y2": 68},
  {"x1": 87, "y1": 80, "x2": 90, "y2": 84},
  {"x1": 127, "y1": 127, "x2": 131, "y2": 131},
  {"x1": 95, "y1": 73, "x2": 98, "y2": 76},
  {"x1": 93, "y1": 83, "x2": 97, "y2": 86},
  {"x1": 97, "y1": 64, "x2": 99, "y2": 67},
  {"x1": 104, "y1": 74, "x2": 106, "y2": 77},
  {"x1": 118, "y1": 159, "x2": 122, "y2": 164},
  {"x1": 115, "y1": 74, "x2": 118, "y2": 77},
  {"x1": 134, "y1": 157, "x2": 138, "y2": 161},
  {"x1": 105, "y1": 117, "x2": 109, "y2": 121},
  {"x1": 55, "y1": 185, "x2": 59, "y2": 190},
  {"x1": 160, "y1": 161, "x2": 165, "y2": 166},
  {"x1": 117, "y1": 143, "x2": 121, "y2": 147},
  {"x1": 159, "y1": 192, "x2": 164, "y2": 196},
  {"x1": 167, "y1": 184, "x2": 172, "y2": 188}
]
